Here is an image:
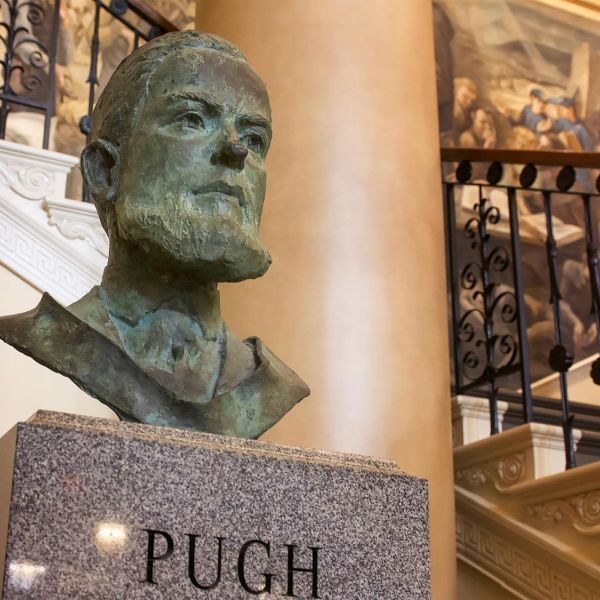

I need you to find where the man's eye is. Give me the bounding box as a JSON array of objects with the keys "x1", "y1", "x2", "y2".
[
  {"x1": 243, "y1": 133, "x2": 265, "y2": 154},
  {"x1": 177, "y1": 113, "x2": 205, "y2": 130}
]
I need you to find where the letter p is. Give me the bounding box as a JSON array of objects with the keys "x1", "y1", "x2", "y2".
[{"x1": 143, "y1": 529, "x2": 174, "y2": 584}]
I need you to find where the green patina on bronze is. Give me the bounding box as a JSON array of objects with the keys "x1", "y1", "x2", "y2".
[{"x1": 0, "y1": 31, "x2": 309, "y2": 438}]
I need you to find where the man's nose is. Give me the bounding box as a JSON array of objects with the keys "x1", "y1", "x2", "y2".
[{"x1": 211, "y1": 140, "x2": 249, "y2": 171}]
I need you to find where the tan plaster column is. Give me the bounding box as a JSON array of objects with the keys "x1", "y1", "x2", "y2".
[{"x1": 196, "y1": 1, "x2": 455, "y2": 596}]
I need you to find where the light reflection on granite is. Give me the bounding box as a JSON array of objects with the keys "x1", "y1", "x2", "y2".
[
  {"x1": 95, "y1": 523, "x2": 128, "y2": 554},
  {"x1": 7, "y1": 561, "x2": 47, "y2": 591},
  {"x1": 1, "y1": 411, "x2": 430, "y2": 599}
]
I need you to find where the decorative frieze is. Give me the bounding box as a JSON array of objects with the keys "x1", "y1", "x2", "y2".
[
  {"x1": 456, "y1": 504, "x2": 600, "y2": 600},
  {"x1": 456, "y1": 425, "x2": 600, "y2": 592}
]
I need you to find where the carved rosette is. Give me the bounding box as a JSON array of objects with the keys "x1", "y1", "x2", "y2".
[{"x1": 0, "y1": 160, "x2": 54, "y2": 200}]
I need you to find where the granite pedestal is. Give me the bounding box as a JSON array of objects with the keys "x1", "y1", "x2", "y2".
[{"x1": 0, "y1": 411, "x2": 430, "y2": 599}]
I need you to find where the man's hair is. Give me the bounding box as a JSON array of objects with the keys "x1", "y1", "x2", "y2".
[
  {"x1": 454, "y1": 77, "x2": 477, "y2": 94},
  {"x1": 90, "y1": 31, "x2": 247, "y2": 146},
  {"x1": 530, "y1": 88, "x2": 546, "y2": 102},
  {"x1": 471, "y1": 104, "x2": 494, "y2": 118},
  {"x1": 87, "y1": 31, "x2": 248, "y2": 232}
]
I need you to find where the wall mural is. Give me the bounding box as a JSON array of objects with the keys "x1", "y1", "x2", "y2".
[{"x1": 435, "y1": 0, "x2": 600, "y2": 152}]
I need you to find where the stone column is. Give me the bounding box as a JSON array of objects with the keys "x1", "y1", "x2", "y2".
[{"x1": 196, "y1": 1, "x2": 455, "y2": 596}]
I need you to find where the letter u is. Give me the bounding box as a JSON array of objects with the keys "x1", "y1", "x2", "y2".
[{"x1": 187, "y1": 535, "x2": 224, "y2": 590}]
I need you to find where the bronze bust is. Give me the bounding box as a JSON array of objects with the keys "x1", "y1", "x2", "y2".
[{"x1": 0, "y1": 31, "x2": 309, "y2": 438}]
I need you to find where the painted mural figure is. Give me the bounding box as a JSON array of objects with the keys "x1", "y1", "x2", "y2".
[
  {"x1": 451, "y1": 77, "x2": 478, "y2": 145},
  {"x1": 511, "y1": 88, "x2": 553, "y2": 135},
  {"x1": 459, "y1": 106, "x2": 497, "y2": 149},
  {"x1": 550, "y1": 96, "x2": 595, "y2": 151}
]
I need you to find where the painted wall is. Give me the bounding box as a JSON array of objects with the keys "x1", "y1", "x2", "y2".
[{"x1": 436, "y1": 0, "x2": 600, "y2": 395}]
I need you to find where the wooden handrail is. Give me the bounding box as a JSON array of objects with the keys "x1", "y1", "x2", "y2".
[
  {"x1": 567, "y1": 0, "x2": 600, "y2": 14},
  {"x1": 126, "y1": 0, "x2": 179, "y2": 33},
  {"x1": 441, "y1": 147, "x2": 600, "y2": 169}
]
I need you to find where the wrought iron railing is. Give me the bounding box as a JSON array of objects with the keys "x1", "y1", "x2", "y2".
[
  {"x1": 78, "y1": 0, "x2": 178, "y2": 142},
  {"x1": 443, "y1": 147, "x2": 600, "y2": 469},
  {"x1": 0, "y1": 0, "x2": 178, "y2": 183},
  {"x1": 0, "y1": 0, "x2": 62, "y2": 148}
]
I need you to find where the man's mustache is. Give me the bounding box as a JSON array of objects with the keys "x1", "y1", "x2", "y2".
[{"x1": 191, "y1": 182, "x2": 246, "y2": 207}]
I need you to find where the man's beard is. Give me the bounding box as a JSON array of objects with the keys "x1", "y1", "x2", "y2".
[{"x1": 114, "y1": 191, "x2": 272, "y2": 282}]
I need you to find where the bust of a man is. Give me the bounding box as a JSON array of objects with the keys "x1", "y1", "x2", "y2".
[{"x1": 0, "y1": 31, "x2": 309, "y2": 438}]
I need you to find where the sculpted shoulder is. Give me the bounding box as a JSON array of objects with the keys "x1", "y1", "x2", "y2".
[{"x1": 0, "y1": 293, "x2": 309, "y2": 438}]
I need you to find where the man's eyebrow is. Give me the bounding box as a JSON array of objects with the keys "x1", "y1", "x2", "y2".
[
  {"x1": 238, "y1": 114, "x2": 272, "y2": 133},
  {"x1": 165, "y1": 91, "x2": 221, "y2": 111}
]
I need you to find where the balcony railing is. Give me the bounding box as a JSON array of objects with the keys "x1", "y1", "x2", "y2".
[{"x1": 442, "y1": 147, "x2": 600, "y2": 469}]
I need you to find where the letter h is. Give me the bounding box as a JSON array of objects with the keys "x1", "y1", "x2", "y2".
[{"x1": 285, "y1": 544, "x2": 320, "y2": 598}]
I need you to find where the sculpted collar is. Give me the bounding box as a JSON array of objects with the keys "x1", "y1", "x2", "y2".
[{"x1": 0, "y1": 294, "x2": 309, "y2": 439}]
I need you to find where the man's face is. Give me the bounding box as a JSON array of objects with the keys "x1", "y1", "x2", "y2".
[
  {"x1": 456, "y1": 85, "x2": 476, "y2": 110},
  {"x1": 115, "y1": 49, "x2": 273, "y2": 282},
  {"x1": 531, "y1": 96, "x2": 545, "y2": 114},
  {"x1": 559, "y1": 105, "x2": 576, "y2": 121},
  {"x1": 472, "y1": 109, "x2": 492, "y2": 138}
]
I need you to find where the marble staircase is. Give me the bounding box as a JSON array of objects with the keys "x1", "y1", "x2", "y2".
[
  {"x1": 0, "y1": 139, "x2": 106, "y2": 305},
  {"x1": 453, "y1": 395, "x2": 600, "y2": 599}
]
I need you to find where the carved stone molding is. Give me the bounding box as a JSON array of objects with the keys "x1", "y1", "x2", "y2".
[
  {"x1": 528, "y1": 491, "x2": 600, "y2": 535},
  {"x1": 456, "y1": 452, "x2": 525, "y2": 492},
  {"x1": 454, "y1": 423, "x2": 583, "y2": 499},
  {"x1": 0, "y1": 140, "x2": 106, "y2": 305},
  {"x1": 457, "y1": 490, "x2": 600, "y2": 599},
  {"x1": 0, "y1": 139, "x2": 76, "y2": 198},
  {"x1": 0, "y1": 194, "x2": 104, "y2": 304},
  {"x1": 451, "y1": 395, "x2": 509, "y2": 448},
  {"x1": 45, "y1": 198, "x2": 108, "y2": 257}
]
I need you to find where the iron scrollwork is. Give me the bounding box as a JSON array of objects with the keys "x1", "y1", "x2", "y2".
[
  {"x1": 456, "y1": 181, "x2": 520, "y2": 433},
  {"x1": 0, "y1": 0, "x2": 60, "y2": 147}
]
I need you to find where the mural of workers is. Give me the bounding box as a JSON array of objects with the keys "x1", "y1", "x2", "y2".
[{"x1": 435, "y1": 0, "x2": 600, "y2": 154}]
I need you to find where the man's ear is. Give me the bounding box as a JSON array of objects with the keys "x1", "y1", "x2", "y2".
[{"x1": 81, "y1": 139, "x2": 120, "y2": 205}]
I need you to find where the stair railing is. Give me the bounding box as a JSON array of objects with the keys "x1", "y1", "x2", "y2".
[{"x1": 443, "y1": 147, "x2": 600, "y2": 469}]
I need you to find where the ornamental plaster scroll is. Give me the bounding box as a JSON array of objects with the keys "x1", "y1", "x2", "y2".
[
  {"x1": 0, "y1": 159, "x2": 54, "y2": 201},
  {"x1": 455, "y1": 453, "x2": 526, "y2": 492},
  {"x1": 456, "y1": 509, "x2": 600, "y2": 600},
  {"x1": 45, "y1": 198, "x2": 109, "y2": 257},
  {"x1": 527, "y1": 491, "x2": 600, "y2": 536}
]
